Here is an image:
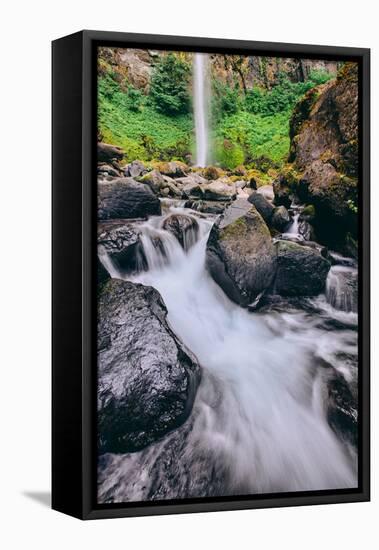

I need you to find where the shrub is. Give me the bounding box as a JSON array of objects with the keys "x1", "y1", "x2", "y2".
[{"x1": 150, "y1": 53, "x2": 191, "y2": 115}]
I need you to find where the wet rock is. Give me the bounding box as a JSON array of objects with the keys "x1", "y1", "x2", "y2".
[
  {"x1": 248, "y1": 192, "x2": 274, "y2": 224},
  {"x1": 186, "y1": 200, "x2": 227, "y2": 215},
  {"x1": 98, "y1": 222, "x2": 146, "y2": 275},
  {"x1": 162, "y1": 214, "x2": 199, "y2": 250},
  {"x1": 271, "y1": 205, "x2": 291, "y2": 232},
  {"x1": 98, "y1": 279, "x2": 201, "y2": 453},
  {"x1": 98, "y1": 178, "x2": 161, "y2": 220},
  {"x1": 274, "y1": 240, "x2": 331, "y2": 296},
  {"x1": 206, "y1": 199, "x2": 276, "y2": 307},
  {"x1": 327, "y1": 371, "x2": 358, "y2": 447}
]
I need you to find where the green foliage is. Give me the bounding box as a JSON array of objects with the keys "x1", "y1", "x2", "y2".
[
  {"x1": 98, "y1": 72, "x2": 193, "y2": 161},
  {"x1": 212, "y1": 80, "x2": 241, "y2": 119},
  {"x1": 213, "y1": 70, "x2": 334, "y2": 168},
  {"x1": 98, "y1": 50, "x2": 334, "y2": 170},
  {"x1": 244, "y1": 71, "x2": 332, "y2": 117},
  {"x1": 150, "y1": 53, "x2": 191, "y2": 115},
  {"x1": 213, "y1": 139, "x2": 245, "y2": 169},
  {"x1": 215, "y1": 110, "x2": 291, "y2": 167}
]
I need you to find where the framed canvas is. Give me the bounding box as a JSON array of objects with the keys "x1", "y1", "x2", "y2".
[{"x1": 52, "y1": 30, "x2": 370, "y2": 520}]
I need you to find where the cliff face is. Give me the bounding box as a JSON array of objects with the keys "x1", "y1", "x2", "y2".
[
  {"x1": 210, "y1": 55, "x2": 338, "y2": 91},
  {"x1": 98, "y1": 47, "x2": 338, "y2": 93},
  {"x1": 279, "y1": 63, "x2": 359, "y2": 252}
]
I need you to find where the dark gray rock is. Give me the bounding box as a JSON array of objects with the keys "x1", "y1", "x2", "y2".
[
  {"x1": 98, "y1": 257, "x2": 110, "y2": 286},
  {"x1": 206, "y1": 199, "x2": 277, "y2": 307},
  {"x1": 248, "y1": 192, "x2": 274, "y2": 225},
  {"x1": 185, "y1": 200, "x2": 227, "y2": 215},
  {"x1": 98, "y1": 221, "x2": 146, "y2": 275},
  {"x1": 327, "y1": 371, "x2": 357, "y2": 448},
  {"x1": 162, "y1": 214, "x2": 199, "y2": 250},
  {"x1": 274, "y1": 240, "x2": 331, "y2": 296},
  {"x1": 271, "y1": 205, "x2": 291, "y2": 232},
  {"x1": 98, "y1": 178, "x2": 161, "y2": 220},
  {"x1": 98, "y1": 279, "x2": 201, "y2": 453}
]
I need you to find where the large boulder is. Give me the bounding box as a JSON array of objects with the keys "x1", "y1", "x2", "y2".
[
  {"x1": 248, "y1": 192, "x2": 274, "y2": 225},
  {"x1": 327, "y1": 371, "x2": 358, "y2": 448},
  {"x1": 162, "y1": 214, "x2": 199, "y2": 250},
  {"x1": 206, "y1": 199, "x2": 277, "y2": 307},
  {"x1": 289, "y1": 63, "x2": 358, "y2": 177},
  {"x1": 138, "y1": 169, "x2": 165, "y2": 193},
  {"x1": 98, "y1": 279, "x2": 201, "y2": 453},
  {"x1": 271, "y1": 205, "x2": 291, "y2": 232},
  {"x1": 98, "y1": 178, "x2": 161, "y2": 220},
  {"x1": 297, "y1": 160, "x2": 357, "y2": 244},
  {"x1": 286, "y1": 63, "x2": 359, "y2": 249},
  {"x1": 274, "y1": 240, "x2": 330, "y2": 296}
]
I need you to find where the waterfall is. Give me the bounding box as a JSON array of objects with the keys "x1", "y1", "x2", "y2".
[
  {"x1": 193, "y1": 53, "x2": 209, "y2": 167},
  {"x1": 98, "y1": 206, "x2": 357, "y2": 501},
  {"x1": 326, "y1": 264, "x2": 358, "y2": 313}
]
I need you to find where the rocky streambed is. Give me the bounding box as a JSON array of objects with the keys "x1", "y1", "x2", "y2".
[{"x1": 96, "y1": 160, "x2": 358, "y2": 502}]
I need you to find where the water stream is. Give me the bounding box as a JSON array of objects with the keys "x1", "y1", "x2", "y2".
[{"x1": 98, "y1": 207, "x2": 358, "y2": 502}]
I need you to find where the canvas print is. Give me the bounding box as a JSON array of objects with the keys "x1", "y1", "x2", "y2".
[{"x1": 96, "y1": 47, "x2": 359, "y2": 504}]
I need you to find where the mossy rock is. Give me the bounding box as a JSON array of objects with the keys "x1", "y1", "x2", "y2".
[
  {"x1": 202, "y1": 165, "x2": 225, "y2": 180},
  {"x1": 206, "y1": 200, "x2": 276, "y2": 307}
]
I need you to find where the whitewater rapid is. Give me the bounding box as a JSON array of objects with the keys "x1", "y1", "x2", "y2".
[{"x1": 98, "y1": 206, "x2": 358, "y2": 502}]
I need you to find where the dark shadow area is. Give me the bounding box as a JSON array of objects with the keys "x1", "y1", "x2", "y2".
[{"x1": 23, "y1": 491, "x2": 51, "y2": 508}]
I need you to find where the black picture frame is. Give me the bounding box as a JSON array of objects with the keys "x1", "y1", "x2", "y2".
[{"x1": 52, "y1": 30, "x2": 370, "y2": 520}]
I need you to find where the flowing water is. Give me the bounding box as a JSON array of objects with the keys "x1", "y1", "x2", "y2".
[
  {"x1": 193, "y1": 53, "x2": 209, "y2": 167},
  {"x1": 98, "y1": 207, "x2": 358, "y2": 502}
]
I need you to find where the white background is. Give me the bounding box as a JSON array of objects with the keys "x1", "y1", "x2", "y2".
[{"x1": 1, "y1": 0, "x2": 377, "y2": 547}]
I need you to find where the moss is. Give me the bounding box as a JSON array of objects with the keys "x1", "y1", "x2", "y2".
[
  {"x1": 337, "y1": 62, "x2": 358, "y2": 83},
  {"x1": 280, "y1": 163, "x2": 303, "y2": 189},
  {"x1": 302, "y1": 204, "x2": 316, "y2": 217},
  {"x1": 246, "y1": 168, "x2": 271, "y2": 187},
  {"x1": 220, "y1": 217, "x2": 248, "y2": 240},
  {"x1": 203, "y1": 166, "x2": 225, "y2": 180}
]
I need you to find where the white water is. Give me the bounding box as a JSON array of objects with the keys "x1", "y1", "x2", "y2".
[
  {"x1": 99, "y1": 208, "x2": 358, "y2": 501},
  {"x1": 288, "y1": 212, "x2": 300, "y2": 234},
  {"x1": 326, "y1": 264, "x2": 358, "y2": 313},
  {"x1": 193, "y1": 53, "x2": 209, "y2": 166}
]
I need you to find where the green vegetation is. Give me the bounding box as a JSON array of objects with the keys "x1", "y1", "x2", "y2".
[
  {"x1": 212, "y1": 70, "x2": 333, "y2": 169},
  {"x1": 98, "y1": 79, "x2": 193, "y2": 162},
  {"x1": 98, "y1": 49, "x2": 334, "y2": 170},
  {"x1": 150, "y1": 53, "x2": 191, "y2": 115}
]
